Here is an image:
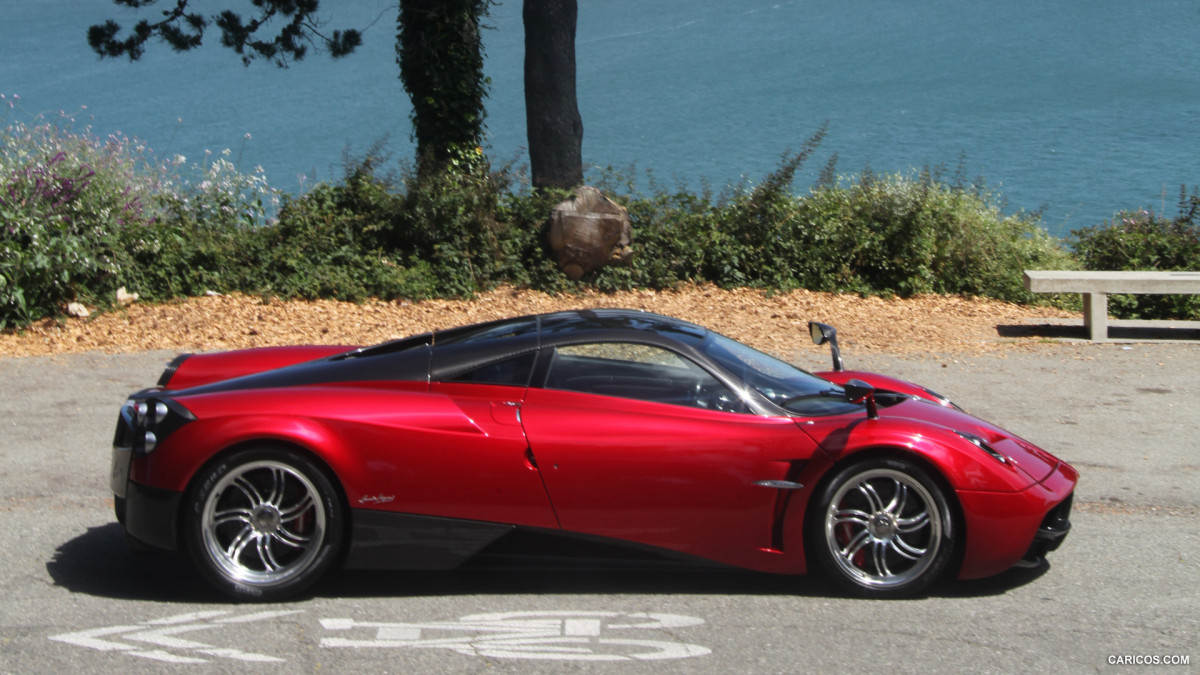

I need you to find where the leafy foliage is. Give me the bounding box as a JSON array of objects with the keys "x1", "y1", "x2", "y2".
[
  {"x1": 0, "y1": 108, "x2": 278, "y2": 327},
  {"x1": 1070, "y1": 190, "x2": 1200, "y2": 320},
  {"x1": 797, "y1": 171, "x2": 1075, "y2": 302},
  {"x1": 234, "y1": 180, "x2": 428, "y2": 302},
  {"x1": 589, "y1": 142, "x2": 1074, "y2": 305},
  {"x1": 397, "y1": 0, "x2": 493, "y2": 172},
  {"x1": 3, "y1": 112, "x2": 1186, "y2": 329},
  {"x1": 87, "y1": 0, "x2": 362, "y2": 67},
  {"x1": 1, "y1": 113, "x2": 155, "y2": 327}
]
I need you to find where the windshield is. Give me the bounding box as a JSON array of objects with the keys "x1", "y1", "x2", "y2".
[{"x1": 699, "y1": 332, "x2": 862, "y2": 416}]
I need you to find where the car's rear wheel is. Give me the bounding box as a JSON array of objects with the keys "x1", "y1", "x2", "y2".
[
  {"x1": 808, "y1": 458, "x2": 955, "y2": 598},
  {"x1": 184, "y1": 446, "x2": 343, "y2": 601}
]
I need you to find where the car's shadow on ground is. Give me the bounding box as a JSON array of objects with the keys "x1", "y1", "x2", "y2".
[
  {"x1": 49, "y1": 525, "x2": 1050, "y2": 602},
  {"x1": 318, "y1": 563, "x2": 1049, "y2": 600},
  {"x1": 46, "y1": 524, "x2": 215, "y2": 603}
]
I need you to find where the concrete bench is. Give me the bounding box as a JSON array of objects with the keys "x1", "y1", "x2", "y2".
[{"x1": 1023, "y1": 270, "x2": 1200, "y2": 341}]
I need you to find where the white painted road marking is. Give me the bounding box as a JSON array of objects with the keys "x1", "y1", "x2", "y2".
[
  {"x1": 51, "y1": 609, "x2": 712, "y2": 663},
  {"x1": 49, "y1": 610, "x2": 301, "y2": 664},
  {"x1": 319, "y1": 611, "x2": 711, "y2": 661}
]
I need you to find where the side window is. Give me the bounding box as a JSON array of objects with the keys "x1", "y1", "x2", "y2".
[
  {"x1": 544, "y1": 343, "x2": 748, "y2": 413},
  {"x1": 451, "y1": 352, "x2": 536, "y2": 387}
]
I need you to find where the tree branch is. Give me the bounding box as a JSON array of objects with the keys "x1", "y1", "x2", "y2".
[{"x1": 88, "y1": 0, "x2": 362, "y2": 67}]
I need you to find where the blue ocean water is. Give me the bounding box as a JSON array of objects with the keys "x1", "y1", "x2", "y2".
[{"x1": 2, "y1": 0, "x2": 1198, "y2": 238}]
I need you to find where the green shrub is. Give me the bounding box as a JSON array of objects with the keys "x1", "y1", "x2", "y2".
[
  {"x1": 594, "y1": 152, "x2": 1073, "y2": 305},
  {"x1": 240, "y1": 177, "x2": 436, "y2": 302},
  {"x1": 1070, "y1": 191, "x2": 1200, "y2": 319},
  {"x1": 6, "y1": 107, "x2": 1182, "y2": 329},
  {"x1": 0, "y1": 115, "x2": 158, "y2": 327},
  {"x1": 114, "y1": 152, "x2": 279, "y2": 301},
  {"x1": 802, "y1": 171, "x2": 1076, "y2": 302},
  {"x1": 391, "y1": 146, "x2": 504, "y2": 296},
  {"x1": 239, "y1": 149, "x2": 560, "y2": 302},
  {"x1": 0, "y1": 110, "x2": 281, "y2": 327},
  {"x1": 591, "y1": 185, "x2": 720, "y2": 291},
  {"x1": 494, "y1": 185, "x2": 576, "y2": 292}
]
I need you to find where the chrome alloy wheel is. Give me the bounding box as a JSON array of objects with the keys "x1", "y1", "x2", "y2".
[
  {"x1": 823, "y1": 467, "x2": 943, "y2": 589},
  {"x1": 200, "y1": 460, "x2": 327, "y2": 588}
]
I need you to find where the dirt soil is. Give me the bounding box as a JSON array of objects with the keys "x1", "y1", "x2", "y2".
[{"x1": 0, "y1": 285, "x2": 1076, "y2": 358}]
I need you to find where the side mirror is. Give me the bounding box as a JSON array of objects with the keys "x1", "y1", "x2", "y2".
[
  {"x1": 808, "y1": 321, "x2": 844, "y2": 372},
  {"x1": 843, "y1": 378, "x2": 879, "y2": 420}
]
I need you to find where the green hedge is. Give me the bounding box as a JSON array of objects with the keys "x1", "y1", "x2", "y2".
[
  {"x1": 590, "y1": 162, "x2": 1075, "y2": 305},
  {"x1": 3, "y1": 116, "x2": 1193, "y2": 328},
  {"x1": 1070, "y1": 192, "x2": 1200, "y2": 320}
]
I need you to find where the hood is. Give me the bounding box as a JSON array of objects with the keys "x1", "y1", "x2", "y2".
[{"x1": 802, "y1": 396, "x2": 1060, "y2": 487}]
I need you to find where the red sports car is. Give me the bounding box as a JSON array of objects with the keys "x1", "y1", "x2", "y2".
[{"x1": 111, "y1": 309, "x2": 1075, "y2": 600}]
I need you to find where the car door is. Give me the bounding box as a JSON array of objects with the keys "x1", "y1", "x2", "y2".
[
  {"x1": 424, "y1": 380, "x2": 559, "y2": 530},
  {"x1": 520, "y1": 342, "x2": 822, "y2": 570},
  {"x1": 392, "y1": 345, "x2": 556, "y2": 530}
]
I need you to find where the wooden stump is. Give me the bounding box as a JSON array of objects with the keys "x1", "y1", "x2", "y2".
[{"x1": 547, "y1": 186, "x2": 633, "y2": 280}]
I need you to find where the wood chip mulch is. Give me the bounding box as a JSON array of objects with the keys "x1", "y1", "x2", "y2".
[{"x1": 0, "y1": 285, "x2": 1077, "y2": 359}]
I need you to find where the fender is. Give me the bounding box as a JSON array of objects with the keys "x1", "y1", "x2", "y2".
[
  {"x1": 132, "y1": 412, "x2": 360, "y2": 494},
  {"x1": 799, "y1": 413, "x2": 1036, "y2": 493},
  {"x1": 132, "y1": 385, "x2": 483, "y2": 498},
  {"x1": 794, "y1": 413, "x2": 1060, "y2": 580},
  {"x1": 129, "y1": 384, "x2": 560, "y2": 530}
]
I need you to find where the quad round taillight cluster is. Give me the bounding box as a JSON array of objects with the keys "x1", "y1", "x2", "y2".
[{"x1": 118, "y1": 395, "x2": 195, "y2": 456}]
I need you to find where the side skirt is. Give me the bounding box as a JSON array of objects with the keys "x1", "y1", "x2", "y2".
[
  {"x1": 342, "y1": 509, "x2": 730, "y2": 572},
  {"x1": 344, "y1": 510, "x2": 514, "y2": 570}
]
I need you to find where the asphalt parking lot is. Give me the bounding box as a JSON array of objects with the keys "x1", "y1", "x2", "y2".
[{"x1": 1, "y1": 344, "x2": 1196, "y2": 672}]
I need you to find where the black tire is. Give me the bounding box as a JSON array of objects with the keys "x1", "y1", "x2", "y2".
[
  {"x1": 183, "y1": 446, "x2": 344, "y2": 601},
  {"x1": 807, "y1": 457, "x2": 955, "y2": 598}
]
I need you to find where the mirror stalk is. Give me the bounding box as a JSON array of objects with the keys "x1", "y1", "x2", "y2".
[
  {"x1": 808, "y1": 322, "x2": 844, "y2": 372},
  {"x1": 843, "y1": 379, "x2": 879, "y2": 420}
]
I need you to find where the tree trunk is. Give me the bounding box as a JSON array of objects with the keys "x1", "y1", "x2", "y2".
[
  {"x1": 523, "y1": 0, "x2": 583, "y2": 190},
  {"x1": 398, "y1": 0, "x2": 489, "y2": 173}
]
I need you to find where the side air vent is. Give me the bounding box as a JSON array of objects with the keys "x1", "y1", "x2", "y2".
[{"x1": 955, "y1": 430, "x2": 1010, "y2": 465}]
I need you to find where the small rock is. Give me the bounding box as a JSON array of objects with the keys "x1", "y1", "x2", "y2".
[
  {"x1": 116, "y1": 287, "x2": 139, "y2": 306},
  {"x1": 67, "y1": 302, "x2": 90, "y2": 318}
]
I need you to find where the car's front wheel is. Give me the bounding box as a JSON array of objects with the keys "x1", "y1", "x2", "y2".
[
  {"x1": 184, "y1": 446, "x2": 344, "y2": 601},
  {"x1": 808, "y1": 458, "x2": 955, "y2": 598}
]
